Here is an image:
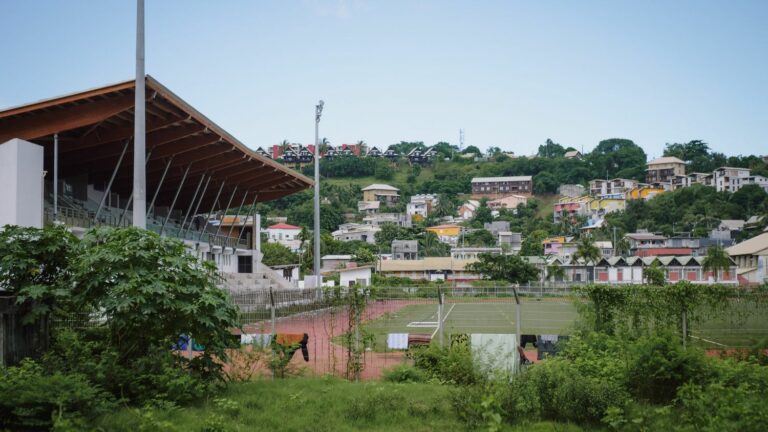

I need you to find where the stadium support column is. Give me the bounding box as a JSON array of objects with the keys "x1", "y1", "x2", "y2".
[
  {"x1": 198, "y1": 180, "x2": 226, "y2": 241},
  {"x1": 53, "y1": 133, "x2": 58, "y2": 222},
  {"x1": 182, "y1": 175, "x2": 212, "y2": 238},
  {"x1": 179, "y1": 174, "x2": 206, "y2": 236},
  {"x1": 313, "y1": 100, "x2": 324, "y2": 291},
  {"x1": 147, "y1": 156, "x2": 173, "y2": 220},
  {"x1": 132, "y1": 0, "x2": 147, "y2": 229},
  {"x1": 213, "y1": 186, "x2": 237, "y2": 240},
  {"x1": 255, "y1": 212, "x2": 262, "y2": 266},
  {"x1": 160, "y1": 164, "x2": 189, "y2": 236},
  {"x1": 95, "y1": 139, "x2": 130, "y2": 221},
  {"x1": 225, "y1": 192, "x2": 249, "y2": 244},
  {"x1": 235, "y1": 193, "x2": 258, "y2": 249}
]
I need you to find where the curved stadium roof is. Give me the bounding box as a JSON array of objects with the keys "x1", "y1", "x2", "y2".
[{"x1": 0, "y1": 75, "x2": 312, "y2": 210}]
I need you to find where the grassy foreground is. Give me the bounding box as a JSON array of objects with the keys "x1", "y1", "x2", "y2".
[{"x1": 94, "y1": 378, "x2": 586, "y2": 432}]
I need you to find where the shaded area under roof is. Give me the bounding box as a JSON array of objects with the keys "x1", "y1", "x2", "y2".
[{"x1": 0, "y1": 75, "x2": 312, "y2": 210}]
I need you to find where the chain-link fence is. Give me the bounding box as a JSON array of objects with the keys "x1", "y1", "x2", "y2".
[{"x1": 228, "y1": 286, "x2": 579, "y2": 380}]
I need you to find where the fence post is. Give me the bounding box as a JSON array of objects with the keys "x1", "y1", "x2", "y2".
[
  {"x1": 437, "y1": 285, "x2": 444, "y2": 348},
  {"x1": 269, "y1": 287, "x2": 276, "y2": 380},
  {"x1": 354, "y1": 288, "x2": 361, "y2": 383},
  {"x1": 682, "y1": 310, "x2": 687, "y2": 349},
  {"x1": 513, "y1": 287, "x2": 521, "y2": 337}
]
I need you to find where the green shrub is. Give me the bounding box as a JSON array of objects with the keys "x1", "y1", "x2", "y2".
[
  {"x1": 625, "y1": 332, "x2": 710, "y2": 404},
  {"x1": 382, "y1": 364, "x2": 426, "y2": 383},
  {"x1": 410, "y1": 343, "x2": 481, "y2": 385},
  {"x1": 0, "y1": 360, "x2": 114, "y2": 430},
  {"x1": 523, "y1": 359, "x2": 629, "y2": 423},
  {"x1": 43, "y1": 329, "x2": 210, "y2": 405}
]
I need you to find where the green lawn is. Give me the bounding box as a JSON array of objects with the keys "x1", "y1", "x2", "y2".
[
  {"x1": 361, "y1": 299, "x2": 579, "y2": 352},
  {"x1": 93, "y1": 378, "x2": 588, "y2": 432},
  {"x1": 360, "y1": 297, "x2": 767, "y2": 351},
  {"x1": 691, "y1": 299, "x2": 768, "y2": 348}
]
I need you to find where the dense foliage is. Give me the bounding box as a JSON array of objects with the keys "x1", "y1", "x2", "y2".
[
  {"x1": 417, "y1": 283, "x2": 768, "y2": 431},
  {"x1": 466, "y1": 253, "x2": 541, "y2": 285},
  {"x1": 0, "y1": 226, "x2": 240, "y2": 428}
]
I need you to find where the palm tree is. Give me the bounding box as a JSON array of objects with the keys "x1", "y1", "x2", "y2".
[
  {"x1": 433, "y1": 194, "x2": 455, "y2": 218},
  {"x1": 615, "y1": 237, "x2": 631, "y2": 257},
  {"x1": 320, "y1": 137, "x2": 331, "y2": 155},
  {"x1": 573, "y1": 235, "x2": 602, "y2": 282},
  {"x1": 703, "y1": 245, "x2": 731, "y2": 282},
  {"x1": 356, "y1": 140, "x2": 367, "y2": 155},
  {"x1": 279, "y1": 139, "x2": 290, "y2": 154}
]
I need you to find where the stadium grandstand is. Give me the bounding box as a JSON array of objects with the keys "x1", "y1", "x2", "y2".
[{"x1": 0, "y1": 75, "x2": 312, "y2": 290}]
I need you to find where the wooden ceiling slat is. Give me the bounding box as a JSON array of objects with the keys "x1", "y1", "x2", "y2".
[
  {"x1": 63, "y1": 114, "x2": 189, "y2": 153},
  {"x1": 0, "y1": 93, "x2": 135, "y2": 142}
]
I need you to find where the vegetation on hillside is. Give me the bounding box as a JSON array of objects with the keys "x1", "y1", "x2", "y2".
[{"x1": 254, "y1": 138, "x2": 768, "y2": 242}]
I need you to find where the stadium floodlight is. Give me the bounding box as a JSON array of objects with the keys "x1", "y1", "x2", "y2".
[
  {"x1": 313, "y1": 100, "x2": 324, "y2": 293},
  {"x1": 133, "y1": 0, "x2": 147, "y2": 228}
]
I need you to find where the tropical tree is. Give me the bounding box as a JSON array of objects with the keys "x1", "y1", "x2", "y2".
[
  {"x1": 433, "y1": 194, "x2": 457, "y2": 218},
  {"x1": 703, "y1": 245, "x2": 731, "y2": 282},
  {"x1": 319, "y1": 137, "x2": 331, "y2": 154},
  {"x1": 472, "y1": 200, "x2": 493, "y2": 225},
  {"x1": 352, "y1": 248, "x2": 376, "y2": 265},
  {"x1": 546, "y1": 263, "x2": 566, "y2": 282},
  {"x1": 298, "y1": 226, "x2": 310, "y2": 252},
  {"x1": 262, "y1": 242, "x2": 299, "y2": 267},
  {"x1": 467, "y1": 253, "x2": 540, "y2": 285},
  {"x1": 420, "y1": 231, "x2": 449, "y2": 257},
  {"x1": 520, "y1": 229, "x2": 548, "y2": 256},
  {"x1": 573, "y1": 235, "x2": 602, "y2": 282},
  {"x1": 279, "y1": 139, "x2": 290, "y2": 154},
  {"x1": 643, "y1": 261, "x2": 666, "y2": 285}
]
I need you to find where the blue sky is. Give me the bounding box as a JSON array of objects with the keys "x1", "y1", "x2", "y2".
[{"x1": 1, "y1": 1, "x2": 766, "y2": 158}]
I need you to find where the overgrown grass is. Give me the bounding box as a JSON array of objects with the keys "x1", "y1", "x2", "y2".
[{"x1": 92, "y1": 378, "x2": 587, "y2": 431}]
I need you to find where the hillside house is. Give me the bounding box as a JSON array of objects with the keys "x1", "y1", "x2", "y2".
[
  {"x1": 471, "y1": 176, "x2": 533, "y2": 197},
  {"x1": 362, "y1": 184, "x2": 400, "y2": 203},
  {"x1": 646, "y1": 156, "x2": 685, "y2": 183}
]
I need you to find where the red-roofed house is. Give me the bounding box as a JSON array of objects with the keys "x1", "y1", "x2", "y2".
[{"x1": 266, "y1": 223, "x2": 303, "y2": 252}]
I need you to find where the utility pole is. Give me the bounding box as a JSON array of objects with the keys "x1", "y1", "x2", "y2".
[
  {"x1": 313, "y1": 100, "x2": 324, "y2": 292},
  {"x1": 133, "y1": 0, "x2": 147, "y2": 228}
]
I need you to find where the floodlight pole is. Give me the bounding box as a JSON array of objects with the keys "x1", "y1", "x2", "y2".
[
  {"x1": 133, "y1": 0, "x2": 147, "y2": 229},
  {"x1": 313, "y1": 100, "x2": 324, "y2": 292}
]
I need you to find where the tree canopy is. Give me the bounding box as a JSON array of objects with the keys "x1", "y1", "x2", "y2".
[{"x1": 466, "y1": 253, "x2": 540, "y2": 284}]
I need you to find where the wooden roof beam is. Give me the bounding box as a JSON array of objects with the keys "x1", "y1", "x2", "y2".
[
  {"x1": 62, "y1": 113, "x2": 190, "y2": 153},
  {"x1": 0, "y1": 92, "x2": 135, "y2": 142}
]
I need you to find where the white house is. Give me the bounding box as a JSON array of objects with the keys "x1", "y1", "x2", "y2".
[
  {"x1": 712, "y1": 167, "x2": 751, "y2": 193},
  {"x1": 338, "y1": 265, "x2": 373, "y2": 287},
  {"x1": 265, "y1": 223, "x2": 303, "y2": 252},
  {"x1": 332, "y1": 223, "x2": 380, "y2": 244}
]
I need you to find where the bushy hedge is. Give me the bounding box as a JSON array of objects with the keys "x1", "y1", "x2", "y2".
[{"x1": 441, "y1": 330, "x2": 768, "y2": 430}]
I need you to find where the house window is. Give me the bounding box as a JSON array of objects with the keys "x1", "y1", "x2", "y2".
[{"x1": 238, "y1": 256, "x2": 253, "y2": 273}]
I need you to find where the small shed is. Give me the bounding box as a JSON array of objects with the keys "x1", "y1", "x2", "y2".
[{"x1": 338, "y1": 266, "x2": 373, "y2": 287}]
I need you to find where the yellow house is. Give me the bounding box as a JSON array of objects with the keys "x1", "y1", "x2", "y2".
[
  {"x1": 588, "y1": 198, "x2": 626, "y2": 213},
  {"x1": 627, "y1": 186, "x2": 666, "y2": 201},
  {"x1": 426, "y1": 224, "x2": 462, "y2": 245}
]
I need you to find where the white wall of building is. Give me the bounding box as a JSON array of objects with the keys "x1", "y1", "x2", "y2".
[
  {"x1": 0, "y1": 139, "x2": 44, "y2": 228},
  {"x1": 340, "y1": 267, "x2": 372, "y2": 287}
]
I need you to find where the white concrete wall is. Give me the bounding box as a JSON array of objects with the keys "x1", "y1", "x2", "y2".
[
  {"x1": 340, "y1": 267, "x2": 371, "y2": 287},
  {"x1": 0, "y1": 139, "x2": 44, "y2": 228}
]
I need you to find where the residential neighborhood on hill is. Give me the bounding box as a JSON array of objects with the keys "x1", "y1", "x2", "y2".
[{"x1": 244, "y1": 138, "x2": 768, "y2": 287}]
